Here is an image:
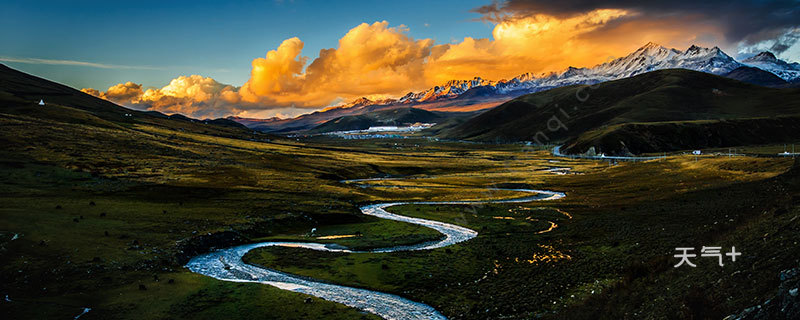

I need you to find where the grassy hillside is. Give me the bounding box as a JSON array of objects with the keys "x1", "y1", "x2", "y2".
[
  {"x1": 439, "y1": 69, "x2": 800, "y2": 154},
  {"x1": 1, "y1": 64, "x2": 552, "y2": 319},
  {"x1": 722, "y1": 66, "x2": 788, "y2": 87},
  {"x1": 564, "y1": 116, "x2": 800, "y2": 155},
  {"x1": 309, "y1": 107, "x2": 444, "y2": 133},
  {"x1": 3, "y1": 64, "x2": 800, "y2": 320},
  {"x1": 0, "y1": 63, "x2": 251, "y2": 138}
]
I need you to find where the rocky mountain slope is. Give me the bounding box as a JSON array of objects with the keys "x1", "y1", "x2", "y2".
[
  {"x1": 233, "y1": 42, "x2": 800, "y2": 133},
  {"x1": 438, "y1": 69, "x2": 800, "y2": 155}
]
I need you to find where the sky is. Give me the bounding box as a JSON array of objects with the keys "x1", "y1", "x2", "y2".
[{"x1": 2, "y1": 0, "x2": 799, "y2": 119}]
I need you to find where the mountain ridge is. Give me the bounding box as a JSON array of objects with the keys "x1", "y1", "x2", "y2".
[
  {"x1": 235, "y1": 42, "x2": 799, "y2": 132},
  {"x1": 437, "y1": 68, "x2": 800, "y2": 154},
  {"x1": 0, "y1": 63, "x2": 252, "y2": 136},
  {"x1": 307, "y1": 107, "x2": 446, "y2": 134}
]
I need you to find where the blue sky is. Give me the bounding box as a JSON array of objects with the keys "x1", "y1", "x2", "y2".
[
  {"x1": 3, "y1": 0, "x2": 798, "y2": 119},
  {"x1": 1, "y1": 0, "x2": 492, "y2": 90}
]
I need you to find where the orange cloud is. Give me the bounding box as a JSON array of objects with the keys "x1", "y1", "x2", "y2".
[
  {"x1": 85, "y1": 12, "x2": 730, "y2": 118},
  {"x1": 239, "y1": 37, "x2": 307, "y2": 100},
  {"x1": 82, "y1": 82, "x2": 143, "y2": 104},
  {"x1": 84, "y1": 76, "x2": 244, "y2": 118},
  {"x1": 239, "y1": 22, "x2": 433, "y2": 107},
  {"x1": 425, "y1": 9, "x2": 632, "y2": 83},
  {"x1": 236, "y1": 12, "x2": 729, "y2": 107},
  {"x1": 80, "y1": 87, "x2": 102, "y2": 97},
  {"x1": 105, "y1": 82, "x2": 144, "y2": 102}
]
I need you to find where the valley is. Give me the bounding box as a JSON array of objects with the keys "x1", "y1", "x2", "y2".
[
  {"x1": 2, "y1": 40, "x2": 800, "y2": 319},
  {"x1": 2, "y1": 78, "x2": 799, "y2": 318}
]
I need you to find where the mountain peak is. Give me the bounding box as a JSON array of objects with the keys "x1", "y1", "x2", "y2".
[
  {"x1": 686, "y1": 44, "x2": 702, "y2": 52},
  {"x1": 325, "y1": 42, "x2": 783, "y2": 116},
  {"x1": 350, "y1": 97, "x2": 373, "y2": 106},
  {"x1": 745, "y1": 51, "x2": 777, "y2": 62},
  {"x1": 640, "y1": 41, "x2": 662, "y2": 49}
]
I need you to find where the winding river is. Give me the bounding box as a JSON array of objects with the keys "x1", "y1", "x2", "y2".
[{"x1": 186, "y1": 179, "x2": 565, "y2": 320}]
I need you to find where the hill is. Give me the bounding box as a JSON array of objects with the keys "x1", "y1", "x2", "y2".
[
  {"x1": 308, "y1": 108, "x2": 445, "y2": 133},
  {"x1": 722, "y1": 66, "x2": 788, "y2": 87},
  {"x1": 0, "y1": 63, "x2": 251, "y2": 137},
  {"x1": 237, "y1": 42, "x2": 793, "y2": 133},
  {"x1": 438, "y1": 69, "x2": 800, "y2": 155}
]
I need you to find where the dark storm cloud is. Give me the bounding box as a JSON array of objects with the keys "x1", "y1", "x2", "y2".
[
  {"x1": 770, "y1": 29, "x2": 800, "y2": 52},
  {"x1": 473, "y1": 0, "x2": 800, "y2": 52}
]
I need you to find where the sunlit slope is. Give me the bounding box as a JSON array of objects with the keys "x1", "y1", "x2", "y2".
[
  {"x1": 309, "y1": 107, "x2": 446, "y2": 133},
  {"x1": 439, "y1": 69, "x2": 800, "y2": 154},
  {"x1": 0, "y1": 63, "x2": 250, "y2": 137}
]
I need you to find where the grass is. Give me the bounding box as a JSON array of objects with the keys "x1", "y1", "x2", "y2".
[
  {"x1": 2, "y1": 80, "x2": 799, "y2": 319},
  {"x1": 1, "y1": 96, "x2": 587, "y2": 318},
  {"x1": 244, "y1": 155, "x2": 799, "y2": 319},
  {"x1": 437, "y1": 69, "x2": 800, "y2": 155},
  {"x1": 250, "y1": 217, "x2": 444, "y2": 251}
]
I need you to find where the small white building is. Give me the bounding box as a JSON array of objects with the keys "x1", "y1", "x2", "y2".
[{"x1": 38, "y1": 99, "x2": 45, "y2": 106}]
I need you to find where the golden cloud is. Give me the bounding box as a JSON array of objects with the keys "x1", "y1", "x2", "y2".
[
  {"x1": 80, "y1": 87, "x2": 102, "y2": 97},
  {"x1": 239, "y1": 22, "x2": 433, "y2": 107},
  {"x1": 84, "y1": 76, "x2": 244, "y2": 118},
  {"x1": 85, "y1": 12, "x2": 729, "y2": 118},
  {"x1": 82, "y1": 82, "x2": 143, "y2": 104}
]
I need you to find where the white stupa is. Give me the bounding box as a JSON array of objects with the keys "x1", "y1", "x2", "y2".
[{"x1": 38, "y1": 99, "x2": 45, "y2": 106}]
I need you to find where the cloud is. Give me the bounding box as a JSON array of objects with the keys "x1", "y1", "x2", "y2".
[
  {"x1": 139, "y1": 75, "x2": 242, "y2": 117},
  {"x1": 239, "y1": 22, "x2": 433, "y2": 107},
  {"x1": 473, "y1": 0, "x2": 800, "y2": 53},
  {"x1": 738, "y1": 27, "x2": 800, "y2": 59},
  {"x1": 81, "y1": 17, "x2": 729, "y2": 118},
  {"x1": 80, "y1": 87, "x2": 102, "y2": 97},
  {"x1": 81, "y1": 82, "x2": 143, "y2": 104},
  {"x1": 87, "y1": 2, "x2": 799, "y2": 119},
  {"x1": 0, "y1": 56, "x2": 156, "y2": 69},
  {"x1": 239, "y1": 37, "x2": 307, "y2": 99},
  {"x1": 84, "y1": 76, "x2": 246, "y2": 118},
  {"x1": 424, "y1": 9, "x2": 639, "y2": 83},
  {"x1": 105, "y1": 82, "x2": 144, "y2": 102}
]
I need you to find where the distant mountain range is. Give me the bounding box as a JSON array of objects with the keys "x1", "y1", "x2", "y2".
[
  {"x1": 307, "y1": 107, "x2": 445, "y2": 134},
  {"x1": 741, "y1": 51, "x2": 800, "y2": 81},
  {"x1": 437, "y1": 69, "x2": 800, "y2": 155},
  {"x1": 233, "y1": 42, "x2": 800, "y2": 132}
]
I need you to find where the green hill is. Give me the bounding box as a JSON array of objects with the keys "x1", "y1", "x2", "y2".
[
  {"x1": 722, "y1": 66, "x2": 788, "y2": 87},
  {"x1": 309, "y1": 107, "x2": 444, "y2": 133},
  {"x1": 439, "y1": 69, "x2": 800, "y2": 155},
  {"x1": 0, "y1": 63, "x2": 251, "y2": 137}
]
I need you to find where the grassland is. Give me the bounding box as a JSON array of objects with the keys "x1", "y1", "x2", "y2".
[
  {"x1": 0, "y1": 101, "x2": 579, "y2": 319},
  {"x1": 438, "y1": 69, "x2": 800, "y2": 155},
  {"x1": 244, "y1": 154, "x2": 800, "y2": 319},
  {"x1": 3, "y1": 111, "x2": 798, "y2": 319},
  {"x1": 3, "y1": 76, "x2": 800, "y2": 319}
]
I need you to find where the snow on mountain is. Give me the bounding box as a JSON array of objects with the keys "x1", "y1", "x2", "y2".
[
  {"x1": 517, "y1": 43, "x2": 740, "y2": 91},
  {"x1": 320, "y1": 96, "x2": 375, "y2": 111},
  {"x1": 742, "y1": 51, "x2": 800, "y2": 82},
  {"x1": 390, "y1": 42, "x2": 745, "y2": 105},
  {"x1": 299, "y1": 44, "x2": 799, "y2": 115},
  {"x1": 235, "y1": 42, "x2": 800, "y2": 132},
  {"x1": 396, "y1": 77, "x2": 495, "y2": 103}
]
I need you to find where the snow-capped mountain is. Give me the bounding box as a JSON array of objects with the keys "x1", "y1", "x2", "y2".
[
  {"x1": 398, "y1": 77, "x2": 494, "y2": 103},
  {"x1": 366, "y1": 42, "x2": 747, "y2": 106},
  {"x1": 486, "y1": 43, "x2": 743, "y2": 95},
  {"x1": 742, "y1": 51, "x2": 800, "y2": 82},
  {"x1": 234, "y1": 42, "x2": 799, "y2": 132}
]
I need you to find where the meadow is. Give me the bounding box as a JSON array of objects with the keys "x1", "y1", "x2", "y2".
[{"x1": 2, "y1": 105, "x2": 799, "y2": 319}]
